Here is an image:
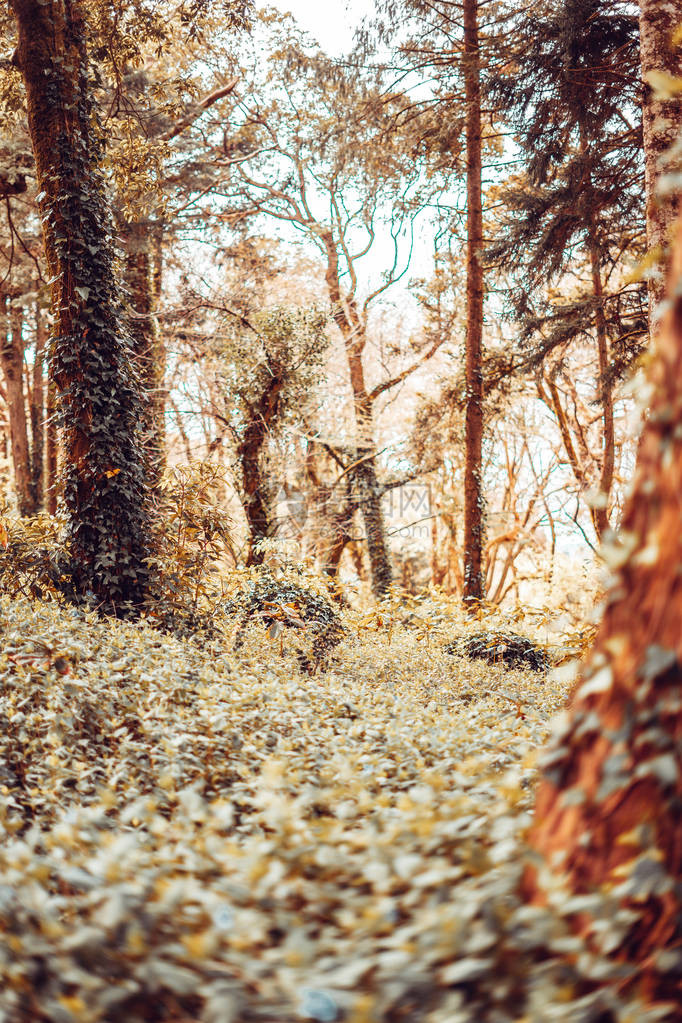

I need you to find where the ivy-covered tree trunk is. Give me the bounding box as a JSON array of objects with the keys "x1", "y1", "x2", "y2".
[
  {"x1": 0, "y1": 299, "x2": 33, "y2": 516},
  {"x1": 238, "y1": 375, "x2": 282, "y2": 565},
  {"x1": 526, "y1": 220, "x2": 682, "y2": 1003},
  {"x1": 639, "y1": 0, "x2": 682, "y2": 324},
  {"x1": 10, "y1": 0, "x2": 151, "y2": 609},
  {"x1": 462, "y1": 0, "x2": 485, "y2": 605}
]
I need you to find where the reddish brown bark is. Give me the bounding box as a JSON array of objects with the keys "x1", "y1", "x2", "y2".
[
  {"x1": 30, "y1": 302, "x2": 46, "y2": 510},
  {"x1": 639, "y1": 0, "x2": 682, "y2": 325},
  {"x1": 45, "y1": 376, "x2": 57, "y2": 515},
  {"x1": 0, "y1": 299, "x2": 34, "y2": 515},
  {"x1": 526, "y1": 220, "x2": 682, "y2": 1004},
  {"x1": 462, "y1": 0, "x2": 485, "y2": 605}
]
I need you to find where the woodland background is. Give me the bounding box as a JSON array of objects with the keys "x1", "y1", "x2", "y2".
[
  {"x1": 0, "y1": 0, "x2": 669, "y2": 611},
  {"x1": 2, "y1": 1, "x2": 682, "y2": 1021}
]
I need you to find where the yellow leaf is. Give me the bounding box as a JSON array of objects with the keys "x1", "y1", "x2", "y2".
[{"x1": 645, "y1": 70, "x2": 682, "y2": 99}]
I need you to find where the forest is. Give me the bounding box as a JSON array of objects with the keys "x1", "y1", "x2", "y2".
[{"x1": 1, "y1": 0, "x2": 682, "y2": 1019}]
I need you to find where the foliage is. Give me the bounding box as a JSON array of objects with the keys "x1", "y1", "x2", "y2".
[
  {"x1": 228, "y1": 570, "x2": 345, "y2": 674},
  {"x1": 446, "y1": 630, "x2": 550, "y2": 672},
  {"x1": 0, "y1": 588, "x2": 668, "y2": 1022},
  {"x1": 145, "y1": 463, "x2": 237, "y2": 636},
  {"x1": 486, "y1": 0, "x2": 647, "y2": 379},
  {"x1": 0, "y1": 512, "x2": 68, "y2": 602}
]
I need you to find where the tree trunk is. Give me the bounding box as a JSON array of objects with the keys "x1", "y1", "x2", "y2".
[
  {"x1": 10, "y1": 0, "x2": 151, "y2": 609},
  {"x1": 0, "y1": 299, "x2": 34, "y2": 515},
  {"x1": 238, "y1": 376, "x2": 282, "y2": 565},
  {"x1": 353, "y1": 453, "x2": 392, "y2": 596},
  {"x1": 589, "y1": 242, "x2": 615, "y2": 540},
  {"x1": 321, "y1": 229, "x2": 393, "y2": 597},
  {"x1": 123, "y1": 217, "x2": 165, "y2": 479},
  {"x1": 639, "y1": 0, "x2": 682, "y2": 325},
  {"x1": 462, "y1": 0, "x2": 485, "y2": 605},
  {"x1": 45, "y1": 376, "x2": 58, "y2": 515},
  {"x1": 525, "y1": 219, "x2": 682, "y2": 1003},
  {"x1": 579, "y1": 118, "x2": 615, "y2": 540},
  {"x1": 30, "y1": 301, "x2": 46, "y2": 511}
]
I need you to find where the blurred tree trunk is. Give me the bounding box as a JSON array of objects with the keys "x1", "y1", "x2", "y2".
[
  {"x1": 526, "y1": 219, "x2": 682, "y2": 1003},
  {"x1": 639, "y1": 0, "x2": 682, "y2": 325},
  {"x1": 10, "y1": 0, "x2": 151, "y2": 608},
  {"x1": 0, "y1": 298, "x2": 33, "y2": 515},
  {"x1": 462, "y1": 0, "x2": 485, "y2": 605}
]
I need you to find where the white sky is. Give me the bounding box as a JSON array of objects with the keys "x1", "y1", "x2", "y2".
[{"x1": 262, "y1": 0, "x2": 374, "y2": 55}]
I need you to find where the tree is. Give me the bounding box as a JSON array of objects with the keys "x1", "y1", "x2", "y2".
[
  {"x1": 367, "y1": 0, "x2": 519, "y2": 603},
  {"x1": 213, "y1": 20, "x2": 446, "y2": 595},
  {"x1": 462, "y1": 0, "x2": 485, "y2": 603},
  {"x1": 525, "y1": 217, "x2": 682, "y2": 1002},
  {"x1": 487, "y1": 0, "x2": 645, "y2": 541},
  {"x1": 9, "y1": 0, "x2": 152, "y2": 608},
  {"x1": 0, "y1": 296, "x2": 32, "y2": 515},
  {"x1": 639, "y1": 0, "x2": 682, "y2": 324}
]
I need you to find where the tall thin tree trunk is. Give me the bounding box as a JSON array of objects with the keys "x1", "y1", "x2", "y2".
[
  {"x1": 639, "y1": 0, "x2": 682, "y2": 326},
  {"x1": 589, "y1": 243, "x2": 615, "y2": 539},
  {"x1": 151, "y1": 221, "x2": 166, "y2": 469},
  {"x1": 11, "y1": 0, "x2": 151, "y2": 608},
  {"x1": 462, "y1": 0, "x2": 485, "y2": 605},
  {"x1": 579, "y1": 120, "x2": 615, "y2": 539},
  {"x1": 0, "y1": 299, "x2": 33, "y2": 515},
  {"x1": 123, "y1": 218, "x2": 165, "y2": 479},
  {"x1": 45, "y1": 376, "x2": 57, "y2": 515},
  {"x1": 30, "y1": 301, "x2": 46, "y2": 510},
  {"x1": 525, "y1": 218, "x2": 682, "y2": 1004}
]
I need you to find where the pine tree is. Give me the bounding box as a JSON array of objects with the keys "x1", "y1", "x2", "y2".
[{"x1": 488, "y1": 0, "x2": 646, "y2": 540}]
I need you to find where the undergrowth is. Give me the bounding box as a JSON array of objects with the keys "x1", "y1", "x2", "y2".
[{"x1": 0, "y1": 573, "x2": 666, "y2": 1021}]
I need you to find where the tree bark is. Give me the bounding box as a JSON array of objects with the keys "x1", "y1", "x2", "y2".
[
  {"x1": 462, "y1": 0, "x2": 485, "y2": 605},
  {"x1": 123, "y1": 218, "x2": 165, "y2": 479},
  {"x1": 238, "y1": 375, "x2": 282, "y2": 565},
  {"x1": 525, "y1": 218, "x2": 682, "y2": 1003},
  {"x1": 30, "y1": 301, "x2": 46, "y2": 511},
  {"x1": 321, "y1": 229, "x2": 393, "y2": 597},
  {"x1": 639, "y1": 0, "x2": 682, "y2": 325},
  {"x1": 0, "y1": 299, "x2": 34, "y2": 515},
  {"x1": 10, "y1": 0, "x2": 151, "y2": 608},
  {"x1": 579, "y1": 118, "x2": 615, "y2": 540},
  {"x1": 45, "y1": 376, "x2": 58, "y2": 515}
]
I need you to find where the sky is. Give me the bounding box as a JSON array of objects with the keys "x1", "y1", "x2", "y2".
[{"x1": 263, "y1": 0, "x2": 374, "y2": 55}]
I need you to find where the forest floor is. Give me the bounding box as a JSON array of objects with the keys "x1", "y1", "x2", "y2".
[{"x1": 1, "y1": 581, "x2": 645, "y2": 1023}]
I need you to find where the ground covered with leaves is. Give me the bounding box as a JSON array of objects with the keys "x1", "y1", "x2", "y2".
[{"x1": 0, "y1": 581, "x2": 666, "y2": 1022}]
